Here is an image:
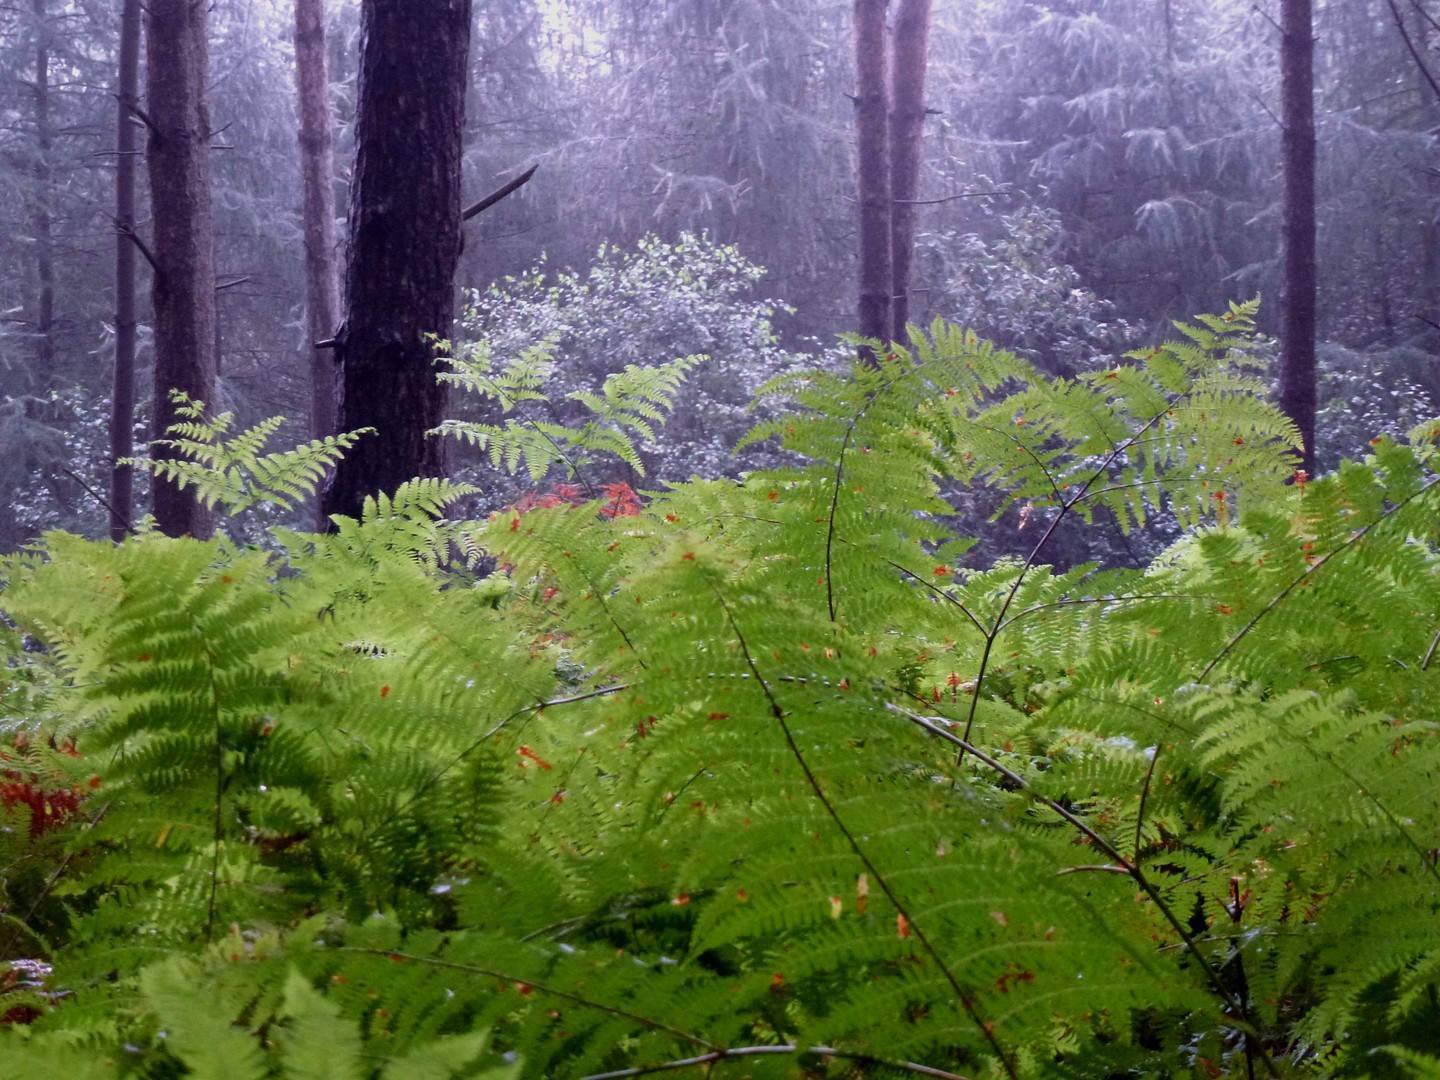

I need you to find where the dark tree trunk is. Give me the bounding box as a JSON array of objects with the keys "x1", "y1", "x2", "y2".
[
  {"x1": 31, "y1": 0, "x2": 54, "y2": 380},
  {"x1": 293, "y1": 0, "x2": 341, "y2": 453},
  {"x1": 109, "y1": 0, "x2": 141, "y2": 542},
  {"x1": 1278, "y1": 0, "x2": 1317, "y2": 476},
  {"x1": 854, "y1": 0, "x2": 891, "y2": 359},
  {"x1": 146, "y1": 0, "x2": 218, "y2": 538},
  {"x1": 888, "y1": 0, "x2": 931, "y2": 343},
  {"x1": 321, "y1": 0, "x2": 471, "y2": 523}
]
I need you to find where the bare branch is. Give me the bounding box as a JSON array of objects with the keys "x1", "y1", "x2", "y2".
[
  {"x1": 118, "y1": 221, "x2": 157, "y2": 272},
  {"x1": 462, "y1": 163, "x2": 539, "y2": 222},
  {"x1": 112, "y1": 92, "x2": 157, "y2": 133},
  {"x1": 59, "y1": 464, "x2": 134, "y2": 535},
  {"x1": 892, "y1": 188, "x2": 1009, "y2": 206}
]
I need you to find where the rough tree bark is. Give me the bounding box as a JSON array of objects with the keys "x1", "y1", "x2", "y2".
[
  {"x1": 887, "y1": 0, "x2": 931, "y2": 343},
  {"x1": 109, "y1": 0, "x2": 141, "y2": 541},
  {"x1": 1278, "y1": 0, "x2": 1317, "y2": 477},
  {"x1": 31, "y1": 0, "x2": 54, "y2": 379},
  {"x1": 320, "y1": 0, "x2": 471, "y2": 523},
  {"x1": 854, "y1": 0, "x2": 891, "y2": 359},
  {"x1": 292, "y1": 0, "x2": 341, "y2": 450},
  {"x1": 145, "y1": 0, "x2": 218, "y2": 538}
]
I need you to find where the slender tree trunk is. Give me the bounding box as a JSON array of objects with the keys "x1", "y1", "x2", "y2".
[
  {"x1": 1411, "y1": 1, "x2": 1440, "y2": 343},
  {"x1": 146, "y1": 0, "x2": 218, "y2": 538},
  {"x1": 854, "y1": 0, "x2": 891, "y2": 358},
  {"x1": 109, "y1": 0, "x2": 141, "y2": 542},
  {"x1": 293, "y1": 0, "x2": 341, "y2": 451},
  {"x1": 320, "y1": 0, "x2": 471, "y2": 523},
  {"x1": 888, "y1": 0, "x2": 931, "y2": 343},
  {"x1": 31, "y1": 0, "x2": 54, "y2": 381},
  {"x1": 1278, "y1": 0, "x2": 1317, "y2": 476}
]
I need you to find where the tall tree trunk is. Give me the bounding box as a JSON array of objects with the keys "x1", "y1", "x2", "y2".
[
  {"x1": 293, "y1": 0, "x2": 341, "y2": 450},
  {"x1": 109, "y1": 0, "x2": 141, "y2": 542},
  {"x1": 888, "y1": 0, "x2": 931, "y2": 343},
  {"x1": 854, "y1": 0, "x2": 891, "y2": 359},
  {"x1": 31, "y1": 0, "x2": 54, "y2": 381},
  {"x1": 146, "y1": 0, "x2": 218, "y2": 538},
  {"x1": 1278, "y1": 0, "x2": 1317, "y2": 476},
  {"x1": 1410, "y1": 0, "x2": 1440, "y2": 345},
  {"x1": 320, "y1": 0, "x2": 471, "y2": 523}
]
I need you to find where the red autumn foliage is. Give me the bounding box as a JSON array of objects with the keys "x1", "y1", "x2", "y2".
[
  {"x1": 507, "y1": 481, "x2": 643, "y2": 520},
  {"x1": 1, "y1": 737, "x2": 85, "y2": 838}
]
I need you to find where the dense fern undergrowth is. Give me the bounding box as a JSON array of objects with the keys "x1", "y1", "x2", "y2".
[{"x1": 2, "y1": 303, "x2": 1439, "y2": 1078}]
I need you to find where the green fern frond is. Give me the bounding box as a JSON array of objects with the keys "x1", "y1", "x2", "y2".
[
  {"x1": 435, "y1": 341, "x2": 702, "y2": 484},
  {"x1": 125, "y1": 390, "x2": 372, "y2": 515}
]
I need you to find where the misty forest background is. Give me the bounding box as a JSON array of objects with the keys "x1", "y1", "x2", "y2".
[{"x1": 0, "y1": 0, "x2": 1435, "y2": 552}]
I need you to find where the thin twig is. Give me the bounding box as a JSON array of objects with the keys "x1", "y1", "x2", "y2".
[
  {"x1": 1409, "y1": 0, "x2": 1440, "y2": 35},
  {"x1": 0, "y1": 799, "x2": 112, "y2": 961},
  {"x1": 1251, "y1": 3, "x2": 1281, "y2": 32},
  {"x1": 1389, "y1": 0, "x2": 1440, "y2": 105},
  {"x1": 1250, "y1": 91, "x2": 1283, "y2": 129}
]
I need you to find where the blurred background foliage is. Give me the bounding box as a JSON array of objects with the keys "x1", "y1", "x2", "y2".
[{"x1": 0, "y1": 0, "x2": 1434, "y2": 548}]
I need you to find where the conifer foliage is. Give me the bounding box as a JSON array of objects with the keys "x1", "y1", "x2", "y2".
[{"x1": 1, "y1": 308, "x2": 1439, "y2": 1077}]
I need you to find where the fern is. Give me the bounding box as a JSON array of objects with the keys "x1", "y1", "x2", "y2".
[
  {"x1": 1, "y1": 310, "x2": 1437, "y2": 1077},
  {"x1": 125, "y1": 390, "x2": 372, "y2": 516},
  {"x1": 433, "y1": 336, "x2": 702, "y2": 484}
]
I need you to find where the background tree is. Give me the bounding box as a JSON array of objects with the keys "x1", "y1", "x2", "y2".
[
  {"x1": 146, "y1": 0, "x2": 219, "y2": 538},
  {"x1": 320, "y1": 0, "x2": 472, "y2": 523},
  {"x1": 28, "y1": 0, "x2": 52, "y2": 378},
  {"x1": 854, "y1": 0, "x2": 891, "y2": 351},
  {"x1": 292, "y1": 0, "x2": 341, "y2": 454},
  {"x1": 889, "y1": 0, "x2": 932, "y2": 341},
  {"x1": 108, "y1": 0, "x2": 140, "y2": 541},
  {"x1": 1279, "y1": 0, "x2": 1317, "y2": 475}
]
